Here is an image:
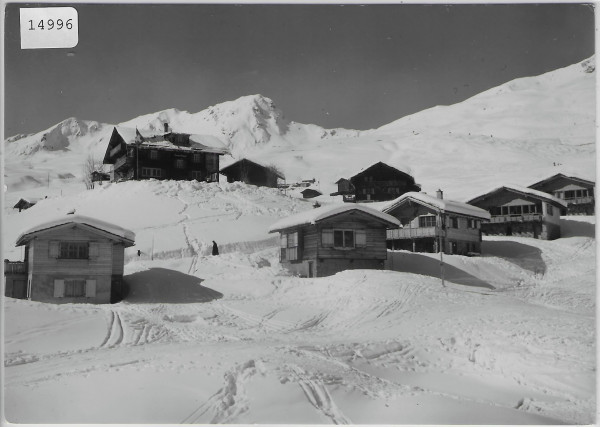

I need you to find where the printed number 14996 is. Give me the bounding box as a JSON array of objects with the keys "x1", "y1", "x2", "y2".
[{"x1": 29, "y1": 18, "x2": 73, "y2": 30}]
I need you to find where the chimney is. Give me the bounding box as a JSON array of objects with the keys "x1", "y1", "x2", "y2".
[
  {"x1": 164, "y1": 122, "x2": 169, "y2": 133},
  {"x1": 436, "y1": 189, "x2": 443, "y2": 199}
]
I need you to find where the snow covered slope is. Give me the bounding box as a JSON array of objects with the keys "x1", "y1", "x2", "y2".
[
  {"x1": 3, "y1": 177, "x2": 595, "y2": 423},
  {"x1": 4, "y1": 57, "x2": 595, "y2": 200}
]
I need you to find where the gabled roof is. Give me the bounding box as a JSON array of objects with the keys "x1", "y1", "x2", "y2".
[
  {"x1": 220, "y1": 158, "x2": 285, "y2": 179},
  {"x1": 13, "y1": 198, "x2": 41, "y2": 209},
  {"x1": 467, "y1": 184, "x2": 568, "y2": 208},
  {"x1": 104, "y1": 127, "x2": 229, "y2": 163},
  {"x1": 350, "y1": 161, "x2": 416, "y2": 183},
  {"x1": 16, "y1": 215, "x2": 136, "y2": 247},
  {"x1": 381, "y1": 192, "x2": 491, "y2": 220},
  {"x1": 268, "y1": 204, "x2": 400, "y2": 233},
  {"x1": 528, "y1": 173, "x2": 595, "y2": 189}
]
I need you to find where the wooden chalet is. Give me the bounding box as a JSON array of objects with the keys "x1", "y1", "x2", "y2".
[
  {"x1": 13, "y1": 197, "x2": 40, "y2": 212},
  {"x1": 5, "y1": 215, "x2": 135, "y2": 303},
  {"x1": 219, "y1": 158, "x2": 284, "y2": 188},
  {"x1": 102, "y1": 125, "x2": 229, "y2": 182},
  {"x1": 382, "y1": 190, "x2": 491, "y2": 255},
  {"x1": 528, "y1": 173, "x2": 595, "y2": 215},
  {"x1": 333, "y1": 162, "x2": 421, "y2": 203},
  {"x1": 330, "y1": 178, "x2": 355, "y2": 202},
  {"x1": 268, "y1": 204, "x2": 400, "y2": 278},
  {"x1": 301, "y1": 188, "x2": 322, "y2": 199},
  {"x1": 467, "y1": 185, "x2": 567, "y2": 240}
]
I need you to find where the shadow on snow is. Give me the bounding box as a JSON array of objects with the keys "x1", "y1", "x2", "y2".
[
  {"x1": 386, "y1": 251, "x2": 495, "y2": 290},
  {"x1": 123, "y1": 268, "x2": 223, "y2": 304},
  {"x1": 481, "y1": 240, "x2": 546, "y2": 276}
]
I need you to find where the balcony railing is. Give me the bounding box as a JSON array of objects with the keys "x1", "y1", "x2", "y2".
[
  {"x1": 490, "y1": 213, "x2": 542, "y2": 223},
  {"x1": 114, "y1": 155, "x2": 127, "y2": 170},
  {"x1": 4, "y1": 260, "x2": 27, "y2": 275},
  {"x1": 387, "y1": 226, "x2": 439, "y2": 240},
  {"x1": 564, "y1": 196, "x2": 594, "y2": 205},
  {"x1": 110, "y1": 144, "x2": 122, "y2": 158}
]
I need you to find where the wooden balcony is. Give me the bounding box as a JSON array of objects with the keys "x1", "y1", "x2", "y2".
[
  {"x1": 564, "y1": 196, "x2": 594, "y2": 205},
  {"x1": 387, "y1": 226, "x2": 439, "y2": 240},
  {"x1": 4, "y1": 260, "x2": 27, "y2": 275},
  {"x1": 490, "y1": 213, "x2": 542, "y2": 223},
  {"x1": 114, "y1": 155, "x2": 128, "y2": 170},
  {"x1": 109, "y1": 144, "x2": 122, "y2": 158}
]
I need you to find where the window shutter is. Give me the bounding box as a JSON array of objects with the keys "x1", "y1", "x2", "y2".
[
  {"x1": 85, "y1": 280, "x2": 97, "y2": 297},
  {"x1": 355, "y1": 230, "x2": 367, "y2": 247},
  {"x1": 89, "y1": 242, "x2": 99, "y2": 257},
  {"x1": 53, "y1": 279, "x2": 65, "y2": 298},
  {"x1": 49, "y1": 241, "x2": 59, "y2": 258},
  {"x1": 322, "y1": 229, "x2": 334, "y2": 247}
]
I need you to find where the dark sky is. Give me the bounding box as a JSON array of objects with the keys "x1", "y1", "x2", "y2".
[{"x1": 4, "y1": 3, "x2": 596, "y2": 136}]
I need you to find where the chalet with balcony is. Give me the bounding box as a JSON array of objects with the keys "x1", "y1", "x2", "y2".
[
  {"x1": 268, "y1": 204, "x2": 400, "y2": 278},
  {"x1": 102, "y1": 125, "x2": 229, "y2": 182},
  {"x1": 467, "y1": 185, "x2": 567, "y2": 240},
  {"x1": 5, "y1": 215, "x2": 135, "y2": 303},
  {"x1": 528, "y1": 173, "x2": 595, "y2": 215},
  {"x1": 382, "y1": 190, "x2": 491, "y2": 255},
  {"x1": 333, "y1": 162, "x2": 421, "y2": 203},
  {"x1": 219, "y1": 158, "x2": 284, "y2": 188}
]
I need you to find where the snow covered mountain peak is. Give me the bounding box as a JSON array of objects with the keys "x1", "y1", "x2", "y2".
[{"x1": 5, "y1": 117, "x2": 106, "y2": 156}]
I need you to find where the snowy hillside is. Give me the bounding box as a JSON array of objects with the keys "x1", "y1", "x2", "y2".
[
  {"x1": 3, "y1": 57, "x2": 595, "y2": 201},
  {"x1": 3, "y1": 177, "x2": 596, "y2": 424}
]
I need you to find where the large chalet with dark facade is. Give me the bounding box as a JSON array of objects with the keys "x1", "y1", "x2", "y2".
[
  {"x1": 103, "y1": 125, "x2": 229, "y2": 182},
  {"x1": 528, "y1": 173, "x2": 595, "y2": 215},
  {"x1": 332, "y1": 162, "x2": 421, "y2": 203},
  {"x1": 467, "y1": 185, "x2": 567, "y2": 240}
]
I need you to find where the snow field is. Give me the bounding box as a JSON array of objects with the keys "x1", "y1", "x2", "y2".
[{"x1": 3, "y1": 201, "x2": 595, "y2": 424}]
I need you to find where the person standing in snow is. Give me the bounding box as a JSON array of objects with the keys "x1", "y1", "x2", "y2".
[{"x1": 212, "y1": 241, "x2": 219, "y2": 256}]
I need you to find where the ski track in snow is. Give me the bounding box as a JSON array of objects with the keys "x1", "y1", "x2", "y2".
[{"x1": 181, "y1": 359, "x2": 260, "y2": 424}]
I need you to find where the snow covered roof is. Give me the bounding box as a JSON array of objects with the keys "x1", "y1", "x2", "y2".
[
  {"x1": 467, "y1": 184, "x2": 568, "y2": 208},
  {"x1": 112, "y1": 127, "x2": 229, "y2": 155},
  {"x1": 380, "y1": 192, "x2": 491, "y2": 220},
  {"x1": 350, "y1": 161, "x2": 415, "y2": 181},
  {"x1": 528, "y1": 173, "x2": 595, "y2": 189},
  {"x1": 220, "y1": 158, "x2": 285, "y2": 179},
  {"x1": 268, "y1": 203, "x2": 400, "y2": 233},
  {"x1": 16, "y1": 214, "x2": 136, "y2": 246}
]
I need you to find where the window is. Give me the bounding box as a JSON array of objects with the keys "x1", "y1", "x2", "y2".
[
  {"x1": 280, "y1": 231, "x2": 300, "y2": 261},
  {"x1": 564, "y1": 190, "x2": 575, "y2": 199},
  {"x1": 192, "y1": 153, "x2": 202, "y2": 163},
  {"x1": 59, "y1": 242, "x2": 88, "y2": 259},
  {"x1": 334, "y1": 230, "x2": 355, "y2": 248},
  {"x1": 141, "y1": 167, "x2": 162, "y2": 178},
  {"x1": 191, "y1": 171, "x2": 203, "y2": 180},
  {"x1": 150, "y1": 150, "x2": 158, "y2": 160},
  {"x1": 419, "y1": 216, "x2": 436, "y2": 227},
  {"x1": 450, "y1": 217, "x2": 459, "y2": 228},
  {"x1": 65, "y1": 279, "x2": 86, "y2": 297},
  {"x1": 54, "y1": 279, "x2": 96, "y2": 298},
  {"x1": 322, "y1": 228, "x2": 365, "y2": 249},
  {"x1": 206, "y1": 154, "x2": 218, "y2": 173},
  {"x1": 509, "y1": 205, "x2": 521, "y2": 215},
  {"x1": 547, "y1": 203, "x2": 554, "y2": 215},
  {"x1": 175, "y1": 158, "x2": 186, "y2": 169}
]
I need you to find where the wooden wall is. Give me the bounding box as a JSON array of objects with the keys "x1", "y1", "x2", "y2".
[{"x1": 27, "y1": 225, "x2": 123, "y2": 303}]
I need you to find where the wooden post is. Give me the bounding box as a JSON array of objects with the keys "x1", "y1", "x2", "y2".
[{"x1": 438, "y1": 211, "x2": 445, "y2": 287}]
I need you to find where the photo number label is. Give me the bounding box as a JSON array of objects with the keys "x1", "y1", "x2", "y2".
[{"x1": 20, "y1": 7, "x2": 79, "y2": 49}]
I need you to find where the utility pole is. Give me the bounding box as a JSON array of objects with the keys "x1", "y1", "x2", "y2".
[{"x1": 438, "y1": 210, "x2": 446, "y2": 287}]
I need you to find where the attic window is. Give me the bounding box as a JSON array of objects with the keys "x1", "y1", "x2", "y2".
[{"x1": 59, "y1": 242, "x2": 89, "y2": 259}]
